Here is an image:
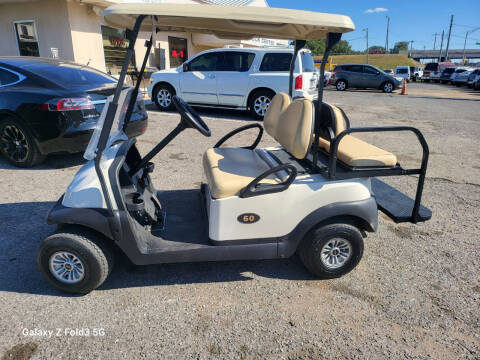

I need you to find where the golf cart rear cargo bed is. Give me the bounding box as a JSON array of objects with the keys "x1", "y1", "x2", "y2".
[{"x1": 371, "y1": 178, "x2": 431, "y2": 223}]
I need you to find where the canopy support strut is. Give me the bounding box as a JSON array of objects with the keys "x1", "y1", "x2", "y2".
[
  {"x1": 288, "y1": 40, "x2": 306, "y2": 98},
  {"x1": 312, "y1": 32, "x2": 342, "y2": 173}
]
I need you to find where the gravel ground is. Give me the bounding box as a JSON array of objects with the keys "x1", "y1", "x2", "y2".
[{"x1": 0, "y1": 82, "x2": 479, "y2": 359}]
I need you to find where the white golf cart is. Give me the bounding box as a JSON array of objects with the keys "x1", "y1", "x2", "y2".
[{"x1": 37, "y1": 3, "x2": 431, "y2": 294}]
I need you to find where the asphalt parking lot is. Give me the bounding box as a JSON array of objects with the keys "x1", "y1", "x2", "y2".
[{"x1": 0, "y1": 82, "x2": 479, "y2": 359}]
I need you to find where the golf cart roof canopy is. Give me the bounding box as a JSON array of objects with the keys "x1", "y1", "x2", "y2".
[{"x1": 102, "y1": 3, "x2": 355, "y2": 40}]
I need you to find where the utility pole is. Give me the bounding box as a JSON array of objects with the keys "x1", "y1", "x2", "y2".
[
  {"x1": 438, "y1": 30, "x2": 444, "y2": 62},
  {"x1": 433, "y1": 32, "x2": 438, "y2": 50},
  {"x1": 463, "y1": 27, "x2": 480, "y2": 64},
  {"x1": 410, "y1": 40, "x2": 414, "y2": 56},
  {"x1": 385, "y1": 16, "x2": 390, "y2": 53},
  {"x1": 363, "y1": 28, "x2": 369, "y2": 64},
  {"x1": 445, "y1": 15, "x2": 453, "y2": 60}
]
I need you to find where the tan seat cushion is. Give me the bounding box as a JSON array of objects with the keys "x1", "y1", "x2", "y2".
[
  {"x1": 203, "y1": 148, "x2": 281, "y2": 199},
  {"x1": 264, "y1": 93, "x2": 314, "y2": 159},
  {"x1": 318, "y1": 135, "x2": 398, "y2": 167}
]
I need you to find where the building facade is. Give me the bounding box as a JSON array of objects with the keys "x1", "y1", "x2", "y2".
[{"x1": 0, "y1": 0, "x2": 287, "y2": 75}]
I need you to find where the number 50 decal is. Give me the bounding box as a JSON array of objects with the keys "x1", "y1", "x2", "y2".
[{"x1": 237, "y1": 213, "x2": 260, "y2": 224}]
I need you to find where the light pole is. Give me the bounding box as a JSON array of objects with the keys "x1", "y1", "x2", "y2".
[
  {"x1": 463, "y1": 27, "x2": 480, "y2": 64},
  {"x1": 433, "y1": 32, "x2": 438, "y2": 50},
  {"x1": 385, "y1": 16, "x2": 390, "y2": 53},
  {"x1": 445, "y1": 15, "x2": 453, "y2": 60},
  {"x1": 363, "y1": 28, "x2": 369, "y2": 64},
  {"x1": 438, "y1": 30, "x2": 444, "y2": 62}
]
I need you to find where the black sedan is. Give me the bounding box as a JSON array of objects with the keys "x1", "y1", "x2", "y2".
[{"x1": 0, "y1": 57, "x2": 148, "y2": 167}]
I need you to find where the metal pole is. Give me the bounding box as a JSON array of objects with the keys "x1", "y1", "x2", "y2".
[
  {"x1": 410, "y1": 40, "x2": 414, "y2": 56},
  {"x1": 438, "y1": 30, "x2": 444, "y2": 62},
  {"x1": 433, "y1": 32, "x2": 438, "y2": 50},
  {"x1": 385, "y1": 16, "x2": 390, "y2": 53},
  {"x1": 445, "y1": 15, "x2": 453, "y2": 60},
  {"x1": 463, "y1": 31, "x2": 468, "y2": 64},
  {"x1": 363, "y1": 28, "x2": 369, "y2": 64}
]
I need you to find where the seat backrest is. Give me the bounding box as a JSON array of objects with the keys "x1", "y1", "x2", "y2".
[
  {"x1": 264, "y1": 92, "x2": 314, "y2": 159},
  {"x1": 317, "y1": 102, "x2": 350, "y2": 139}
]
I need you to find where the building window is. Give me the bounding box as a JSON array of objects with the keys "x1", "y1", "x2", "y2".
[
  {"x1": 14, "y1": 21, "x2": 40, "y2": 57},
  {"x1": 101, "y1": 25, "x2": 135, "y2": 75},
  {"x1": 168, "y1": 37, "x2": 188, "y2": 68}
]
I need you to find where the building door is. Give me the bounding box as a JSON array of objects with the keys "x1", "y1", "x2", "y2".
[{"x1": 168, "y1": 37, "x2": 188, "y2": 68}]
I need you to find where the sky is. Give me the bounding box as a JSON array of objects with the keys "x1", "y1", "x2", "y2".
[{"x1": 267, "y1": 0, "x2": 480, "y2": 52}]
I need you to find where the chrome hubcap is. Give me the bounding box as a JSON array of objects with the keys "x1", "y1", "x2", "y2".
[
  {"x1": 49, "y1": 251, "x2": 85, "y2": 284},
  {"x1": 0, "y1": 124, "x2": 29, "y2": 162},
  {"x1": 320, "y1": 238, "x2": 352, "y2": 269},
  {"x1": 337, "y1": 82, "x2": 346, "y2": 90},
  {"x1": 253, "y1": 96, "x2": 271, "y2": 116},
  {"x1": 157, "y1": 89, "x2": 172, "y2": 108}
]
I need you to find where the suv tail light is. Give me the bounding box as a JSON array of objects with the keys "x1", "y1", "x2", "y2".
[
  {"x1": 295, "y1": 74, "x2": 303, "y2": 90},
  {"x1": 41, "y1": 97, "x2": 95, "y2": 111}
]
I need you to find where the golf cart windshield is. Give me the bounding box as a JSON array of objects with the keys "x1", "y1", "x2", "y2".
[{"x1": 84, "y1": 87, "x2": 133, "y2": 160}]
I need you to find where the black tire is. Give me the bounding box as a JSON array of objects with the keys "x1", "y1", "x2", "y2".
[
  {"x1": 153, "y1": 83, "x2": 175, "y2": 111},
  {"x1": 37, "y1": 226, "x2": 114, "y2": 294},
  {"x1": 298, "y1": 223, "x2": 364, "y2": 279},
  {"x1": 382, "y1": 81, "x2": 394, "y2": 93},
  {"x1": 248, "y1": 89, "x2": 275, "y2": 120},
  {"x1": 0, "y1": 116, "x2": 45, "y2": 167},
  {"x1": 335, "y1": 79, "x2": 347, "y2": 91}
]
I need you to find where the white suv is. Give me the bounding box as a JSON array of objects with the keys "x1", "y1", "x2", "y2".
[{"x1": 148, "y1": 47, "x2": 318, "y2": 118}]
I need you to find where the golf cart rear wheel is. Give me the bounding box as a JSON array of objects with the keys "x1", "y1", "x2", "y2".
[
  {"x1": 298, "y1": 223, "x2": 364, "y2": 279},
  {"x1": 37, "y1": 226, "x2": 114, "y2": 294},
  {"x1": 153, "y1": 83, "x2": 175, "y2": 111}
]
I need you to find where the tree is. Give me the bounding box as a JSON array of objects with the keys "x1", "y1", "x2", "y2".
[
  {"x1": 368, "y1": 46, "x2": 386, "y2": 54},
  {"x1": 305, "y1": 39, "x2": 353, "y2": 56},
  {"x1": 391, "y1": 41, "x2": 409, "y2": 54}
]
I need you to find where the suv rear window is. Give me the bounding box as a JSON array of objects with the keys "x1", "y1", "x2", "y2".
[
  {"x1": 260, "y1": 53, "x2": 293, "y2": 72},
  {"x1": 300, "y1": 52, "x2": 315, "y2": 72},
  {"x1": 342, "y1": 65, "x2": 363, "y2": 73},
  {"x1": 425, "y1": 63, "x2": 438, "y2": 71},
  {"x1": 396, "y1": 68, "x2": 408, "y2": 74},
  {"x1": 23, "y1": 62, "x2": 116, "y2": 86}
]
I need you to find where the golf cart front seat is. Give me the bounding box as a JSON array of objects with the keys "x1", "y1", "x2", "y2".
[
  {"x1": 317, "y1": 103, "x2": 398, "y2": 167},
  {"x1": 203, "y1": 93, "x2": 313, "y2": 199}
]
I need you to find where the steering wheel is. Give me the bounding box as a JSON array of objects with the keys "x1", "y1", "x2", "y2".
[{"x1": 172, "y1": 96, "x2": 211, "y2": 137}]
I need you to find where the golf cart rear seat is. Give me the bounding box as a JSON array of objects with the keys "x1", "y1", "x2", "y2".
[
  {"x1": 203, "y1": 93, "x2": 313, "y2": 199},
  {"x1": 316, "y1": 102, "x2": 398, "y2": 167}
]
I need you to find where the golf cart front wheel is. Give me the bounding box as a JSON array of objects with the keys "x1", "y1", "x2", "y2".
[
  {"x1": 37, "y1": 226, "x2": 114, "y2": 294},
  {"x1": 298, "y1": 223, "x2": 364, "y2": 278}
]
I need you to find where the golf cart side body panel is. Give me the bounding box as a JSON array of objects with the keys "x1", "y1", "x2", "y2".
[{"x1": 207, "y1": 171, "x2": 372, "y2": 241}]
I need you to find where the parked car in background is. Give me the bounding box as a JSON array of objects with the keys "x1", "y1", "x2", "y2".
[
  {"x1": 440, "y1": 68, "x2": 456, "y2": 84},
  {"x1": 410, "y1": 66, "x2": 423, "y2": 81},
  {"x1": 395, "y1": 66, "x2": 411, "y2": 81},
  {"x1": 331, "y1": 64, "x2": 402, "y2": 93},
  {"x1": 474, "y1": 74, "x2": 480, "y2": 90},
  {"x1": 323, "y1": 70, "x2": 332, "y2": 86},
  {"x1": 449, "y1": 68, "x2": 471, "y2": 85},
  {"x1": 452, "y1": 70, "x2": 472, "y2": 87},
  {"x1": 383, "y1": 69, "x2": 394, "y2": 76},
  {"x1": 148, "y1": 47, "x2": 318, "y2": 119},
  {"x1": 0, "y1": 57, "x2": 147, "y2": 167},
  {"x1": 422, "y1": 62, "x2": 456, "y2": 82},
  {"x1": 466, "y1": 69, "x2": 480, "y2": 88}
]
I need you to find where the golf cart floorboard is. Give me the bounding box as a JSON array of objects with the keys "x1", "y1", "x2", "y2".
[
  {"x1": 148, "y1": 189, "x2": 209, "y2": 250},
  {"x1": 133, "y1": 189, "x2": 278, "y2": 263},
  {"x1": 371, "y1": 178, "x2": 432, "y2": 223}
]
